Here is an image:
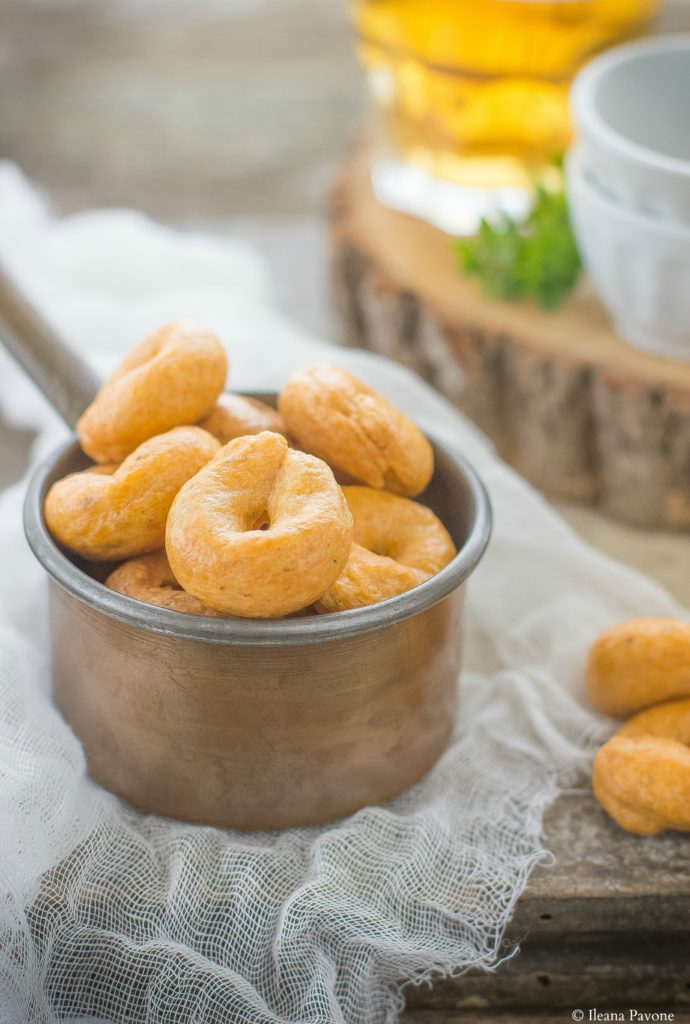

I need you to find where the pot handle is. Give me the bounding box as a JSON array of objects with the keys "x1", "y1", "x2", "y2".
[{"x1": 0, "y1": 262, "x2": 100, "y2": 429}]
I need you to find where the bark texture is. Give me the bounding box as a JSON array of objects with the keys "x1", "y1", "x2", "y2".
[{"x1": 330, "y1": 150, "x2": 690, "y2": 530}]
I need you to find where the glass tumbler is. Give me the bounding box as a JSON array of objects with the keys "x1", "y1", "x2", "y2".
[{"x1": 352, "y1": 0, "x2": 662, "y2": 233}]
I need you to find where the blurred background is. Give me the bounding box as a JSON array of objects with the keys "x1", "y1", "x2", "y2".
[
  {"x1": 1, "y1": 0, "x2": 364, "y2": 339},
  {"x1": 2, "y1": 0, "x2": 690, "y2": 599},
  {"x1": 7, "y1": 0, "x2": 685, "y2": 335}
]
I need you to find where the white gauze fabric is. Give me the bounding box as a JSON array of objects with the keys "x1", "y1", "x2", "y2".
[{"x1": 0, "y1": 163, "x2": 685, "y2": 1024}]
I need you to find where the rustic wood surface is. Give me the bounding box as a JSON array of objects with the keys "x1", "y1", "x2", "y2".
[
  {"x1": 400, "y1": 791, "x2": 690, "y2": 1015},
  {"x1": 2, "y1": 0, "x2": 690, "y2": 1018},
  {"x1": 403, "y1": 1016, "x2": 690, "y2": 1024}
]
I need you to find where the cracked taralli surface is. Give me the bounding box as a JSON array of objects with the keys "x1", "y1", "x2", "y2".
[
  {"x1": 106, "y1": 549, "x2": 221, "y2": 616},
  {"x1": 166, "y1": 430, "x2": 353, "y2": 617},
  {"x1": 587, "y1": 617, "x2": 690, "y2": 718},
  {"x1": 78, "y1": 320, "x2": 227, "y2": 464},
  {"x1": 594, "y1": 699, "x2": 690, "y2": 835},
  {"x1": 199, "y1": 393, "x2": 288, "y2": 444},
  {"x1": 44, "y1": 425, "x2": 220, "y2": 561},
  {"x1": 279, "y1": 362, "x2": 433, "y2": 496},
  {"x1": 318, "y1": 486, "x2": 456, "y2": 612}
]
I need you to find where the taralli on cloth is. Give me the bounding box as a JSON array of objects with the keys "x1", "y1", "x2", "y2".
[
  {"x1": 593, "y1": 699, "x2": 690, "y2": 835},
  {"x1": 45, "y1": 426, "x2": 219, "y2": 561},
  {"x1": 278, "y1": 363, "x2": 434, "y2": 497},
  {"x1": 166, "y1": 431, "x2": 353, "y2": 617},
  {"x1": 317, "y1": 486, "x2": 456, "y2": 613},
  {"x1": 586, "y1": 617, "x2": 690, "y2": 718},
  {"x1": 77, "y1": 320, "x2": 227, "y2": 463},
  {"x1": 106, "y1": 549, "x2": 220, "y2": 617},
  {"x1": 199, "y1": 393, "x2": 288, "y2": 444}
]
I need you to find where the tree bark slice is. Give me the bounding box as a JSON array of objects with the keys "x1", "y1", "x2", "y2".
[{"x1": 329, "y1": 147, "x2": 690, "y2": 530}]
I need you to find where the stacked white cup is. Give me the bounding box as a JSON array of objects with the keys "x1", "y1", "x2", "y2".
[{"x1": 568, "y1": 35, "x2": 690, "y2": 359}]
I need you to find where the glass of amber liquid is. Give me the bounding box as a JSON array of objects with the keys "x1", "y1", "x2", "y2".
[{"x1": 353, "y1": 0, "x2": 661, "y2": 233}]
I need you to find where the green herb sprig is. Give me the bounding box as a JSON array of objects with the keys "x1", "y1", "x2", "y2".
[{"x1": 454, "y1": 177, "x2": 582, "y2": 311}]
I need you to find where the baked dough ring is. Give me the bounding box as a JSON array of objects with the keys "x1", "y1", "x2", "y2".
[
  {"x1": 106, "y1": 550, "x2": 220, "y2": 617},
  {"x1": 316, "y1": 543, "x2": 428, "y2": 613},
  {"x1": 317, "y1": 486, "x2": 456, "y2": 612},
  {"x1": 593, "y1": 699, "x2": 690, "y2": 835},
  {"x1": 166, "y1": 431, "x2": 353, "y2": 618},
  {"x1": 199, "y1": 393, "x2": 287, "y2": 443},
  {"x1": 586, "y1": 617, "x2": 690, "y2": 717},
  {"x1": 77, "y1": 320, "x2": 227, "y2": 463},
  {"x1": 45, "y1": 426, "x2": 219, "y2": 561},
  {"x1": 278, "y1": 363, "x2": 434, "y2": 497}
]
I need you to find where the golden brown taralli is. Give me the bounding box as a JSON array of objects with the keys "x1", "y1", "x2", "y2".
[
  {"x1": 317, "y1": 486, "x2": 456, "y2": 612},
  {"x1": 199, "y1": 393, "x2": 287, "y2": 443},
  {"x1": 316, "y1": 543, "x2": 428, "y2": 613},
  {"x1": 593, "y1": 698, "x2": 690, "y2": 835},
  {"x1": 106, "y1": 549, "x2": 221, "y2": 616},
  {"x1": 45, "y1": 426, "x2": 220, "y2": 561},
  {"x1": 77, "y1": 320, "x2": 227, "y2": 463},
  {"x1": 166, "y1": 431, "x2": 353, "y2": 618},
  {"x1": 278, "y1": 363, "x2": 434, "y2": 496},
  {"x1": 52, "y1": 325, "x2": 456, "y2": 620},
  {"x1": 586, "y1": 617, "x2": 690, "y2": 717}
]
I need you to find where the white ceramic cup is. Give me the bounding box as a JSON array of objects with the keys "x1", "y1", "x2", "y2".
[
  {"x1": 571, "y1": 35, "x2": 690, "y2": 224},
  {"x1": 567, "y1": 147, "x2": 690, "y2": 360}
]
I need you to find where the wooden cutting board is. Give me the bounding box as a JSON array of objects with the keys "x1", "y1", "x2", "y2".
[{"x1": 330, "y1": 146, "x2": 690, "y2": 531}]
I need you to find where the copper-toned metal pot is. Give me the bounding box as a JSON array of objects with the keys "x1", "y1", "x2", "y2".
[
  {"x1": 24, "y1": 404, "x2": 491, "y2": 830},
  {"x1": 1, "y1": 265, "x2": 491, "y2": 829}
]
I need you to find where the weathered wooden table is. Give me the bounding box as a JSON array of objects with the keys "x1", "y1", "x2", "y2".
[{"x1": 1, "y1": 1, "x2": 689, "y2": 1019}]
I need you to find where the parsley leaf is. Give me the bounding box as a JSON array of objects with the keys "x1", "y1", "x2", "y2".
[{"x1": 454, "y1": 178, "x2": 582, "y2": 311}]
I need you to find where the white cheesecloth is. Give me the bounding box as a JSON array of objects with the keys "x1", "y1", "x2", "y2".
[{"x1": 0, "y1": 164, "x2": 685, "y2": 1024}]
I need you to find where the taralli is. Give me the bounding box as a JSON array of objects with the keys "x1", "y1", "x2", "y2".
[
  {"x1": 166, "y1": 431, "x2": 353, "y2": 618},
  {"x1": 47, "y1": 324, "x2": 457, "y2": 620},
  {"x1": 77, "y1": 321, "x2": 227, "y2": 463},
  {"x1": 45, "y1": 426, "x2": 219, "y2": 561},
  {"x1": 316, "y1": 543, "x2": 428, "y2": 613},
  {"x1": 593, "y1": 699, "x2": 690, "y2": 835},
  {"x1": 106, "y1": 550, "x2": 220, "y2": 617},
  {"x1": 317, "y1": 486, "x2": 456, "y2": 612},
  {"x1": 199, "y1": 393, "x2": 287, "y2": 444},
  {"x1": 278, "y1": 363, "x2": 434, "y2": 497},
  {"x1": 586, "y1": 617, "x2": 690, "y2": 718}
]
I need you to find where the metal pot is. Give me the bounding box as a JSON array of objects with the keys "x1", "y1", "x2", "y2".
[{"x1": 24, "y1": 415, "x2": 491, "y2": 830}]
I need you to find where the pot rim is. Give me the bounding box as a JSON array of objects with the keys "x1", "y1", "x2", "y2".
[{"x1": 24, "y1": 430, "x2": 492, "y2": 647}]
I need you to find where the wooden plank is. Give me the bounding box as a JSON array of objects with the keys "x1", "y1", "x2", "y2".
[
  {"x1": 403, "y1": 1014, "x2": 690, "y2": 1024},
  {"x1": 403, "y1": 933, "x2": 690, "y2": 1012},
  {"x1": 399, "y1": 793, "x2": 690, "y2": 1013},
  {"x1": 523, "y1": 793, "x2": 690, "y2": 909}
]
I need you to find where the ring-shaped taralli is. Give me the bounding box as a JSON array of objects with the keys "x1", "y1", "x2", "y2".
[
  {"x1": 77, "y1": 320, "x2": 228, "y2": 463},
  {"x1": 199, "y1": 393, "x2": 288, "y2": 444},
  {"x1": 44, "y1": 426, "x2": 220, "y2": 561},
  {"x1": 106, "y1": 550, "x2": 221, "y2": 616},
  {"x1": 317, "y1": 486, "x2": 456, "y2": 613},
  {"x1": 593, "y1": 699, "x2": 690, "y2": 835},
  {"x1": 165, "y1": 431, "x2": 353, "y2": 618},
  {"x1": 586, "y1": 617, "x2": 690, "y2": 718},
  {"x1": 278, "y1": 363, "x2": 434, "y2": 496}
]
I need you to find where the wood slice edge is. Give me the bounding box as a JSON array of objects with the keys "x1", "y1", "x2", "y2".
[{"x1": 329, "y1": 162, "x2": 690, "y2": 531}]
